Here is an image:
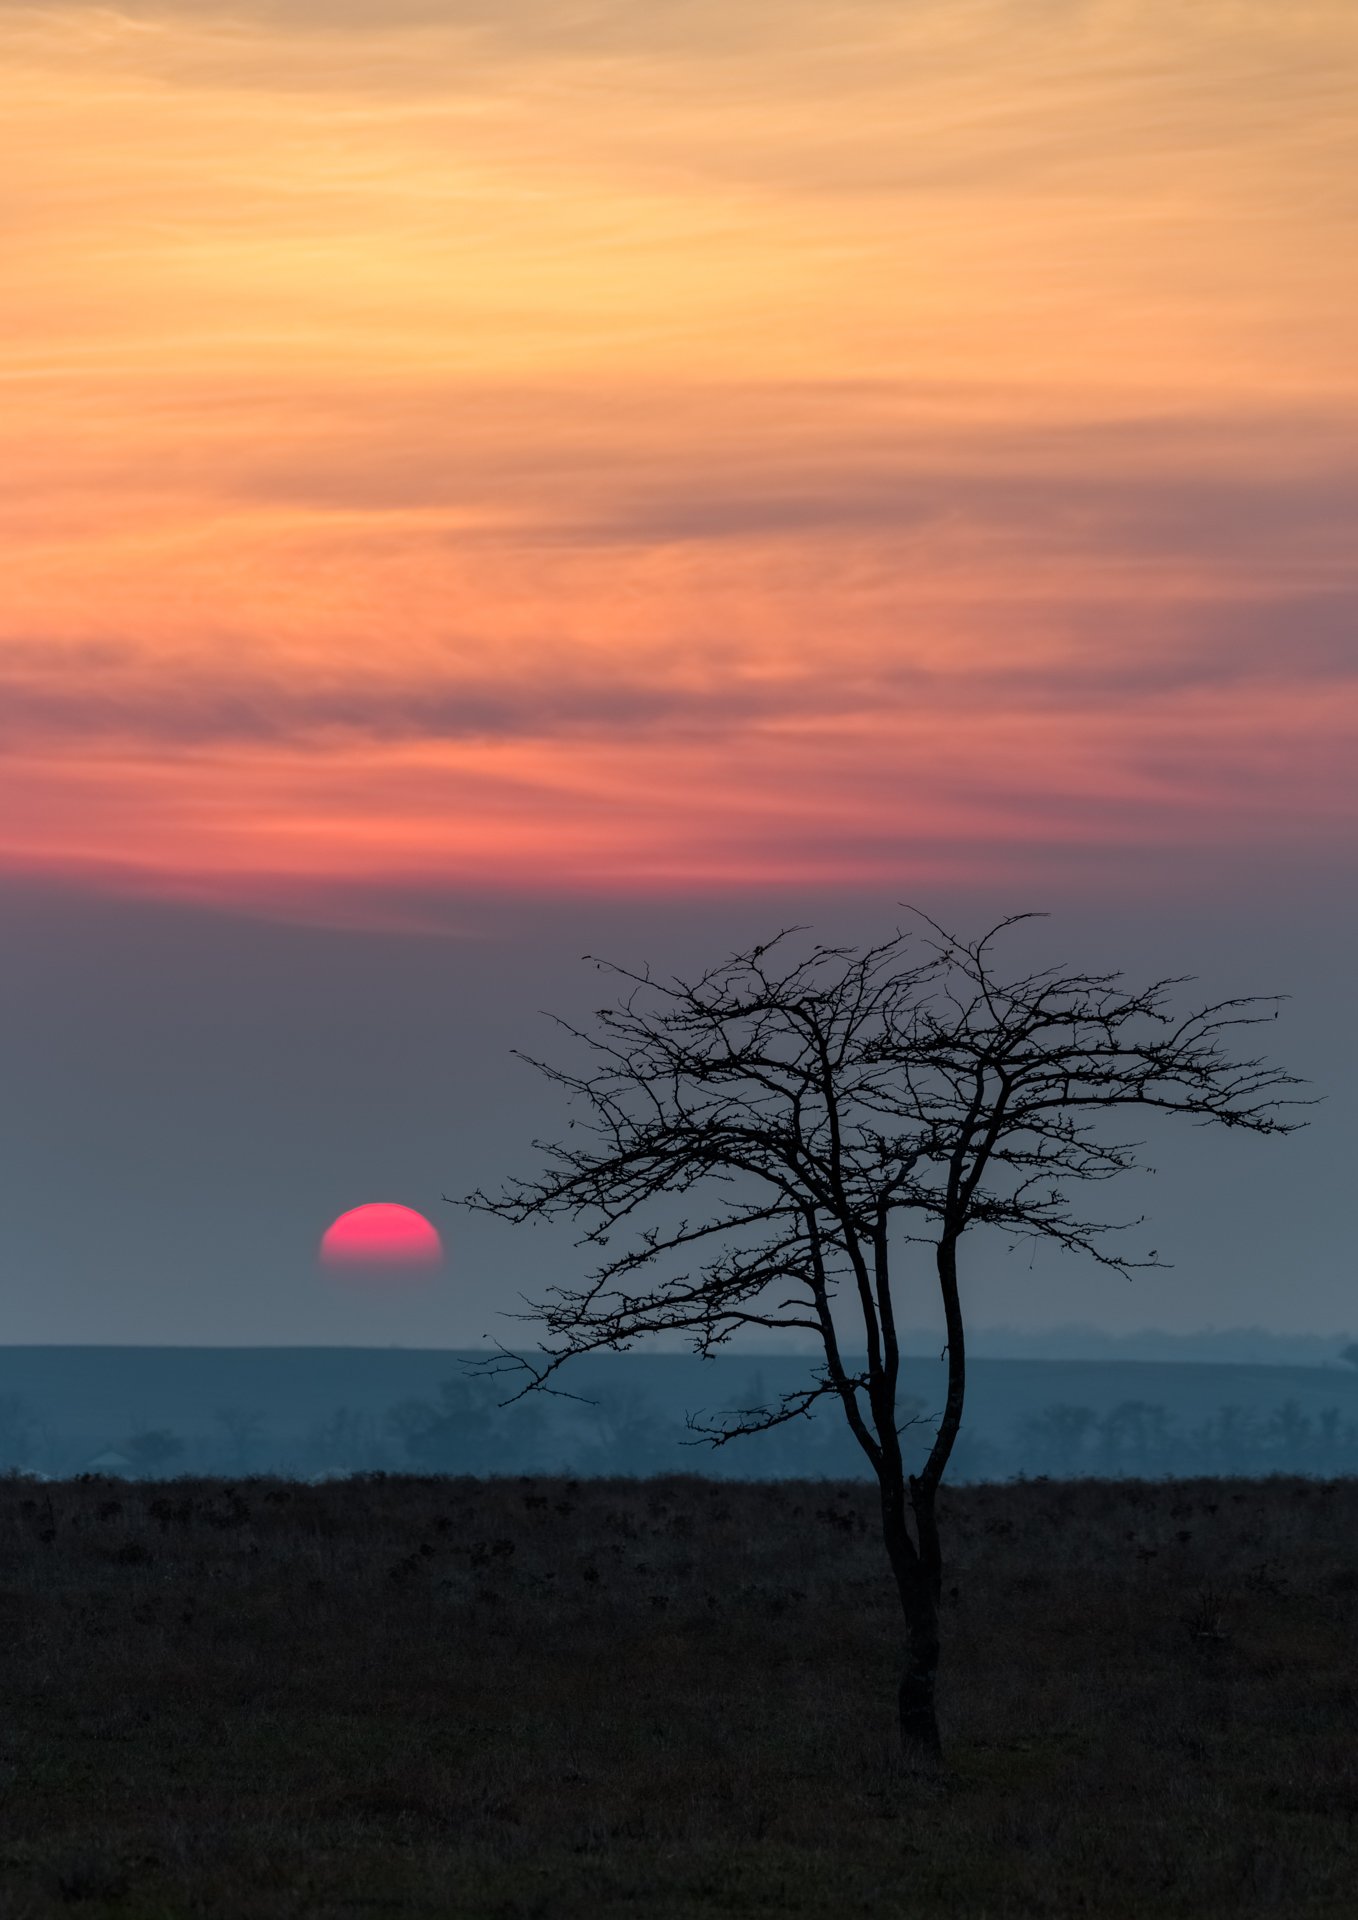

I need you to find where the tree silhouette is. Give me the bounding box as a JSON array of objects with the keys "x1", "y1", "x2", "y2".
[
  {"x1": 0, "y1": 1394, "x2": 38, "y2": 1470},
  {"x1": 388, "y1": 1377, "x2": 506, "y2": 1473},
  {"x1": 124, "y1": 1428, "x2": 185, "y2": 1478},
  {"x1": 1095, "y1": 1399, "x2": 1174, "y2": 1476},
  {"x1": 387, "y1": 1376, "x2": 558, "y2": 1473},
  {"x1": 467, "y1": 913, "x2": 1304, "y2": 1769},
  {"x1": 1019, "y1": 1402, "x2": 1098, "y2": 1476},
  {"x1": 214, "y1": 1406, "x2": 265, "y2": 1473}
]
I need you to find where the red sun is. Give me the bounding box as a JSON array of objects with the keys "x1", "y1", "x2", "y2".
[{"x1": 319, "y1": 1202, "x2": 443, "y2": 1271}]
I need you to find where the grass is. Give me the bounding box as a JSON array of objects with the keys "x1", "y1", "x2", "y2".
[{"x1": 1, "y1": 1473, "x2": 1355, "y2": 1917}]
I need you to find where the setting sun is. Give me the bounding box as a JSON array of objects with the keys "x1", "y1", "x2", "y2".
[{"x1": 319, "y1": 1202, "x2": 443, "y2": 1271}]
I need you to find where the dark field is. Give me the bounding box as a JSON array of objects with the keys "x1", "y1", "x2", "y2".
[{"x1": 3, "y1": 1475, "x2": 1355, "y2": 1918}]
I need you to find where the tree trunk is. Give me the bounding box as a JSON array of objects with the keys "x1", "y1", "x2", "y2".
[
  {"x1": 897, "y1": 1569, "x2": 943, "y2": 1771},
  {"x1": 877, "y1": 1468, "x2": 945, "y2": 1772}
]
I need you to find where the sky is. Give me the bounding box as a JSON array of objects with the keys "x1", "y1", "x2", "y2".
[{"x1": 2, "y1": 2, "x2": 1355, "y2": 1347}]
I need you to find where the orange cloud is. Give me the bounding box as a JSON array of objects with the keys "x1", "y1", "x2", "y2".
[{"x1": 3, "y1": 2, "x2": 1356, "y2": 920}]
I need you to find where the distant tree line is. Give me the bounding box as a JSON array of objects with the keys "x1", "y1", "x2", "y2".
[
  {"x1": 4, "y1": 1379, "x2": 1357, "y2": 1482},
  {"x1": 1017, "y1": 1398, "x2": 1358, "y2": 1480}
]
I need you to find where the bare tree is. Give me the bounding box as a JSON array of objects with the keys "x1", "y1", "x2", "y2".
[
  {"x1": 123, "y1": 1428, "x2": 185, "y2": 1479},
  {"x1": 466, "y1": 914, "x2": 1304, "y2": 1769},
  {"x1": 0, "y1": 1394, "x2": 38, "y2": 1471},
  {"x1": 214, "y1": 1406, "x2": 265, "y2": 1473}
]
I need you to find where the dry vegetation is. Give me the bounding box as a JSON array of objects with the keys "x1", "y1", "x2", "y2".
[{"x1": 2, "y1": 1473, "x2": 1355, "y2": 1917}]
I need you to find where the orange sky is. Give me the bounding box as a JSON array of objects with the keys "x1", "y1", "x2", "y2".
[{"x1": 4, "y1": 1, "x2": 1356, "y2": 922}]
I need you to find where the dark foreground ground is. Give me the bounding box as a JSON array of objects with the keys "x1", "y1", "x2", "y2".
[{"x1": 2, "y1": 1475, "x2": 1355, "y2": 1918}]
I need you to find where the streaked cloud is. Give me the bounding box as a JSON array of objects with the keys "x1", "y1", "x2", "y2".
[{"x1": 2, "y1": 1, "x2": 1355, "y2": 916}]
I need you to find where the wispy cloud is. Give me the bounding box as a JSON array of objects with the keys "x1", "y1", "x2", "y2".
[{"x1": 2, "y1": 1, "x2": 1356, "y2": 914}]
